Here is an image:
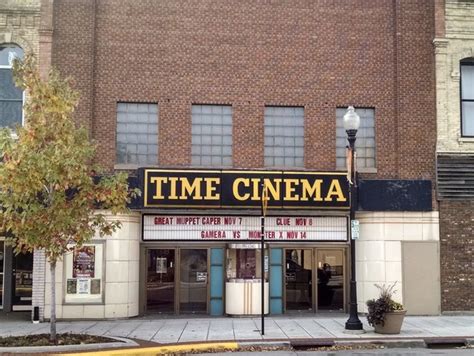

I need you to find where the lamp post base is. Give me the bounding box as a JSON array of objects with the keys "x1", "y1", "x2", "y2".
[
  {"x1": 345, "y1": 309, "x2": 364, "y2": 331},
  {"x1": 345, "y1": 319, "x2": 364, "y2": 330}
]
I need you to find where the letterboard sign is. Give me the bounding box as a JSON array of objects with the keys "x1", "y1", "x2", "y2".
[
  {"x1": 143, "y1": 215, "x2": 348, "y2": 241},
  {"x1": 141, "y1": 169, "x2": 349, "y2": 210}
]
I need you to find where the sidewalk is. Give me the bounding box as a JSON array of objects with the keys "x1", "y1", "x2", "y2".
[{"x1": 0, "y1": 314, "x2": 473, "y2": 345}]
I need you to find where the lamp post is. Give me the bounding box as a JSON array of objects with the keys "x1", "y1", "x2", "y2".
[{"x1": 343, "y1": 106, "x2": 364, "y2": 332}]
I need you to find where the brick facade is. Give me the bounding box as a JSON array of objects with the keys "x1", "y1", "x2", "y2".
[
  {"x1": 31, "y1": 0, "x2": 446, "y2": 318},
  {"x1": 439, "y1": 201, "x2": 474, "y2": 311},
  {"x1": 50, "y1": 0, "x2": 437, "y2": 185},
  {"x1": 435, "y1": 0, "x2": 474, "y2": 313}
]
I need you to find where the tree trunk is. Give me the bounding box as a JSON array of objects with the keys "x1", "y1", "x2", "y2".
[{"x1": 50, "y1": 260, "x2": 57, "y2": 343}]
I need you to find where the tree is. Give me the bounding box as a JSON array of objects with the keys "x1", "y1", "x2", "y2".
[{"x1": 0, "y1": 55, "x2": 138, "y2": 343}]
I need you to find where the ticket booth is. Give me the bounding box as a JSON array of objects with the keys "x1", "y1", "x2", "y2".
[{"x1": 225, "y1": 243, "x2": 269, "y2": 315}]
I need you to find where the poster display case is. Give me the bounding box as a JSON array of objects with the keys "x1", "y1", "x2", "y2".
[
  {"x1": 64, "y1": 242, "x2": 104, "y2": 303},
  {"x1": 225, "y1": 243, "x2": 269, "y2": 315}
]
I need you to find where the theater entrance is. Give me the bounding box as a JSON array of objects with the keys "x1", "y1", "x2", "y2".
[
  {"x1": 284, "y1": 248, "x2": 346, "y2": 312},
  {"x1": 145, "y1": 248, "x2": 209, "y2": 314},
  {"x1": 146, "y1": 249, "x2": 175, "y2": 313}
]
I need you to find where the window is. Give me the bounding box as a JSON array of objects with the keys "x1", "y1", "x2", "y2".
[
  {"x1": 116, "y1": 103, "x2": 158, "y2": 165},
  {"x1": 191, "y1": 105, "x2": 232, "y2": 166},
  {"x1": 0, "y1": 45, "x2": 24, "y2": 129},
  {"x1": 461, "y1": 60, "x2": 474, "y2": 136},
  {"x1": 336, "y1": 108, "x2": 375, "y2": 170},
  {"x1": 264, "y1": 106, "x2": 304, "y2": 167}
]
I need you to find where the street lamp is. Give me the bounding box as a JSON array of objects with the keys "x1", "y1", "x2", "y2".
[{"x1": 343, "y1": 106, "x2": 364, "y2": 332}]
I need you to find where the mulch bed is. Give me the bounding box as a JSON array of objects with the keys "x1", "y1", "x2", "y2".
[{"x1": 0, "y1": 333, "x2": 116, "y2": 347}]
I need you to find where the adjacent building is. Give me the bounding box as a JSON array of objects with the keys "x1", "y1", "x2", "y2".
[
  {"x1": 434, "y1": 0, "x2": 474, "y2": 313},
  {"x1": 0, "y1": 0, "x2": 40, "y2": 313}
]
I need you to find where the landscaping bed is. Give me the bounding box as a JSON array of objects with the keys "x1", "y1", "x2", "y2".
[{"x1": 0, "y1": 333, "x2": 116, "y2": 347}]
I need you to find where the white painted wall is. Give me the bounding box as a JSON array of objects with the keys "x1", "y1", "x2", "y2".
[
  {"x1": 43, "y1": 212, "x2": 141, "y2": 319},
  {"x1": 355, "y1": 212, "x2": 439, "y2": 313}
]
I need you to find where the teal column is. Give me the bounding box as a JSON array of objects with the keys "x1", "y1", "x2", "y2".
[
  {"x1": 270, "y1": 248, "x2": 283, "y2": 314},
  {"x1": 210, "y1": 248, "x2": 224, "y2": 315}
]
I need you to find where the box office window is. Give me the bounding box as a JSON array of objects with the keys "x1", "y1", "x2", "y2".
[
  {"x1": 191, "y1": 105, "x2": 233, "y2": 167},
  {"x1": 116, "y1": 103, "x2": 158, "y2": 165},
  {"x1": 336, "y1": 108, "x2": 376, "y2": 169},
  {"x1": 461, "y1": 60, "x2": 474, "y2": 136},
  {"x1": 0, "y1": 45, "x2": 24, "y2": 130},
  {"x1": 64, "y1": 243, "x2": 104, "y2": 303},
  {"x1": 264, "y1": 106, "x2": 304, "y2": 168}
]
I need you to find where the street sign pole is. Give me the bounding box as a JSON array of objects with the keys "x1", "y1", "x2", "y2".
[{"x1": 260, "y1": 183, "x2": 268, "y2": 336}]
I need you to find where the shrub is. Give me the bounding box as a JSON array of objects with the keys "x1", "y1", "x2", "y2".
[{"x1": 366, "y1": 283, "x2": 404, "y2": 327}]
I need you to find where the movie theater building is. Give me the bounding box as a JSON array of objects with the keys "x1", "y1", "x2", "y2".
[{"x1": 32, "y1": 0, "x2": 442, "y2": 320}]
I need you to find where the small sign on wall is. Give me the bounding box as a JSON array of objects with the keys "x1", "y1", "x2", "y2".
[
  {"x1": 156, "y1": 257, "x2": 167, "y2": 273},
  {"x1": 196, "y1": 272, "x2": 207, "y2": 282},
  {"x1": 351, "y1": 220, "x2": 360, "y2": 240},
  {"x1": 77, "y1": 279, "x2": 90, "y2": 294}
]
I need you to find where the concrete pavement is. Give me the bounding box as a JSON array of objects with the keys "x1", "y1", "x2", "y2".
[{"x1": 0, "y1": 314, "x2": 473, "y2": 344}]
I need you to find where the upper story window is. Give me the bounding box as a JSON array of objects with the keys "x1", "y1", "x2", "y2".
[
  {"x1": 116, "y1": 103, "x2": 158, "y2": 165},
  {"x1": 461, "y1": 59, "x2": 474, "y2": 137},
  {"x1": 191, "y1": 104, "x2": 233, "y2": 167},
  {"x1": 336, "y1": 108, "x2": 376, "y2": 170},
  {"x1": 264, "y1": 106, "x2": 304, "y2": 168},
  {"x1": 0, "y1": 44, "x2": 24, "y2": 129}
]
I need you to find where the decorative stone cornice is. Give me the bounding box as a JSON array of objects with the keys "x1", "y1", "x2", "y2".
[{"x1": 433, "y1": 38, "x2": 449, "y2": 54}]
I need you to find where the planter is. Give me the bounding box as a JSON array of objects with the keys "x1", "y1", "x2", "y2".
[{"x1": 374, "y1": 310, "x2": 407, "y2": 334}]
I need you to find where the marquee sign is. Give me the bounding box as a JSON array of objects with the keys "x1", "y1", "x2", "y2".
[
  {"x1": 143, "y1": 215, "x2": 348, "y2": 241},
  {"x1": 141, "y1": 169, "x2": 349, "y2": 210}
]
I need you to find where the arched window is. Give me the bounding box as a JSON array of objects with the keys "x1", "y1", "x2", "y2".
[
  {"x1": 461, "y1": 58, "x2": 474, "y2": 137},
  {"x1": 0, "y1": 44, "x2": 24, "y2": 129}
]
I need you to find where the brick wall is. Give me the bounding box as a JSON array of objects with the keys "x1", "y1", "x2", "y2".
[
  {"x1": 32, "y1": 249, "x2": 46, "y2": 321},
  {"x1": 439, "y1": 200, "x2": 474, "y2": 312},
  {"x1": 435, "y1": 1, "x2": 474, "y2": 312},
  {"x1": 51, "y1": 0, "x2": 437, "y2": 182}
]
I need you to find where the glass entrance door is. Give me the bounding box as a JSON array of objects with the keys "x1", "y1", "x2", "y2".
[
  {"x1": 179, "y1": 249, "x2": 208, "y2": 313},
  {"x1": 317, "y1": 249, "x2": 344, "y2": 311},
  {"x1": 146, "y1": 249, "x2": 175, "y2": 313},
  {"x1": 12, "y1": 247, "x2": 33, "y2": 310},
  {"x1": 285, "y1": 249, "x2": 312, "y2": 311}
]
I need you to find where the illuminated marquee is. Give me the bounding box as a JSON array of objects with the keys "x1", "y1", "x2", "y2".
[{"x1": 141, "y1": 169, "x2": 349, "y2": 209}]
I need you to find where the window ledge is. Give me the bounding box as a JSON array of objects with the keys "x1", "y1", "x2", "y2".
[
  {"x1": 337, "y1": 167, "x2": 377, "y2": 174},
  {"x1": 358, "y1": 167, "x2": 378, "y2": 174},
  {"x1": 458, "y1": 137, "x2": 474, "y2": 143},
  {"x1": 114, "y1": 163, "x2": 140, "y2": 171}
]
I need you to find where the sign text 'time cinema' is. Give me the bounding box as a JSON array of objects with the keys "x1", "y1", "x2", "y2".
[{"x1": 142, "y1": 169, "x2": 349, "y2": 209}]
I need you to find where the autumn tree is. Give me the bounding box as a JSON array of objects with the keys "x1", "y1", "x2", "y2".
[{"x1": 0, "y1": 55, "x2": 138, "y2": 343}]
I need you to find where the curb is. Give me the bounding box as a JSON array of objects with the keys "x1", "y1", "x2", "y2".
[
  {"x1": 56, "y1": 341, "x2": 239, "y2": 356},
  {"x1": 4, "y1": 337, "x2": 473, "y2": 355}
]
